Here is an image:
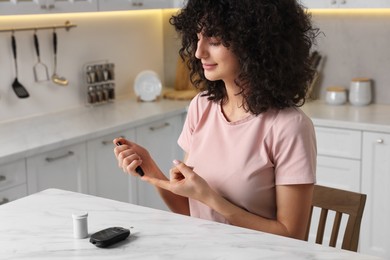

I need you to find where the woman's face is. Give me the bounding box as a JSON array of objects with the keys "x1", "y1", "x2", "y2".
[{"x1": 195, "y1": 33, "x2": 240, "y2": 85}]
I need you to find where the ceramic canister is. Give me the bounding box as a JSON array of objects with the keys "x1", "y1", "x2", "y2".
[
  {"x1": 349, "y1": 78, "x2": 372, "y2": 106},
  {"x1": 326, "y1": 86, "x2": 347, "y2": 105}
]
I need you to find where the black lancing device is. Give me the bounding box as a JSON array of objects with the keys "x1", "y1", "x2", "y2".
[{"x1": 116, "y1": 141, "x2": 145, "y2": 176}]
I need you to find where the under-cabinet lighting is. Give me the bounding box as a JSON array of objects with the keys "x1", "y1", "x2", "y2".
[{"x1": 309, "y1": 8, "x2": 390, "y2": 16}]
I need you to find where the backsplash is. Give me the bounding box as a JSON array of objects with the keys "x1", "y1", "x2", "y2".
[
  {"x1": 0, "y1": 9, "x2": 390, "y2": 123},
  {"x1": 0, "y1": 10, "x2": 166, "y2": 122},
  {"x1": 308, "y1": 10, "x2": 390, "y2": 104}
]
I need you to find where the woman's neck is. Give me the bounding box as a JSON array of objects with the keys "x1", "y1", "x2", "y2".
[{"x1": 221, "y1": 86, "x2": 250, "y2": 122}]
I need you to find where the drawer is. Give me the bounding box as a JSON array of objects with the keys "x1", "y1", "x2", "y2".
[
  {"x1": 316, "y1": 156, "x2": 361, "y2": 192},
  {"x1": 315, "y1": 127, "x2": 362, "y2": 159},
  {"x1": 0, "y1": 160, "x2": 27, "y2": 191},
  {"x1": 0, "y1": 184, "x2": 28, "y2": 205}
]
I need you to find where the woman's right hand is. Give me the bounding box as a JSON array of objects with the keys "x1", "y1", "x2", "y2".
[{"x1": 113, "y1": 137, "x2": 151, "y2": 177}]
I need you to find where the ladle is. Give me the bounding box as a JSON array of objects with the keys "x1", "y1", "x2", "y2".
[{"x1": 51, "y1": 31, "x2": 68, "y2": 86}]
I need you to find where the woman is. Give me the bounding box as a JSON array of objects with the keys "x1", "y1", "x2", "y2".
[{"x1": 114, "y1": 0, "x2": 318, "y2": 240}]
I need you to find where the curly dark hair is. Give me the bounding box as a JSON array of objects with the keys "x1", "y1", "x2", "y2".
[{"x1": 170, "y1": 0, "x2": 318, "y2": 115}]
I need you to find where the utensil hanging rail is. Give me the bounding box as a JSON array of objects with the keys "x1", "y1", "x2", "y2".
[{"x1": 0, "y1": 21, "x2": 76, "y2": 33}]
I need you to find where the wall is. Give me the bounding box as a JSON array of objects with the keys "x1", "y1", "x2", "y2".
[
  {"x1": 1, "y1": 8, "x2": 390, "y2": 123},
  {"x1": 0, "y1": 10, "x2": 166, "y2": 122},
  {"x1": 310, "y1": 9, "x2": 390, "y2": 104},
  {"x1": 163, "y1": 9, "x2": 390, "y2": 105}
]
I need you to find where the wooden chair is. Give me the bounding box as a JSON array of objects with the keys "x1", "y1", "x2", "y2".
[{"x1": 304, "y1": 185, "x2": 367, "y2": 252}]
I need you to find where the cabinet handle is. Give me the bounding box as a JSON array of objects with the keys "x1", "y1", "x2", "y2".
[
  {"x1": 376, "y1": 139, "x2": 384, "y2": 144},
  {"x1": 149, "y1": 122, "x2": 170, "y2": 131},
  {"x1": 45, "y1": 151, "x2": 74, "y2": 163},
  {"x1": 102, "y1": 136, "x2": 125, "y2": 146},
  {"x1": 0, "y1": 198, "x2": 9, "y2": 205},
  {"x1": 40, "y1": 4, "x2": 55, "y2": 10},
  {"x1": 0, "y1": 175, "x2": 5, "y2": 182}
]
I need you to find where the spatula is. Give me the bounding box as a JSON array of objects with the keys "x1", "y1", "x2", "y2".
[
  {"x1": 11, "y1": 34, "x2": 29, "y2": 99},
  {"x1": 33, "y1": 32, "x2": 50, "y2": 82}
]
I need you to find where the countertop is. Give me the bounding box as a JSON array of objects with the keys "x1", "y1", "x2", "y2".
[
  {"x1": 301, "y1": 100, "x2": 390, "y2": 133},
  {"x1": 0, "y1": 97, "x2": 189, "y2": 165},
  {"x1": 0, "y1": 188, "x2": 382, "y2": 260},
  {"x1": 1, "y1": 98, "x2": 390, "y2": 165}
]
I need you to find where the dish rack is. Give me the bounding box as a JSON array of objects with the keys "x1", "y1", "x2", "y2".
[{"x1": 84, "y1": 60, "x2": 115, "y2": 106}]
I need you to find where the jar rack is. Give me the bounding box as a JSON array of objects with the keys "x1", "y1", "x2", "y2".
[{"x1": 84, "y1": 60, "x2": 116, "y2": 106}]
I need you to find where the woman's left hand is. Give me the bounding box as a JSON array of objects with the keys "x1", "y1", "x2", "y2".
[{"x1": 143, "y1": 160, "x2": 211, "y2": 202}]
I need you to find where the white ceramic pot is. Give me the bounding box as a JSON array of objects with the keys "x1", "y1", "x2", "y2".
[
  {"x1": 349, "y1": 78, "x2": 372, "y2": 106},
  {"x1": 326, "y1": 86, "x2": 347, "y2": 105}
]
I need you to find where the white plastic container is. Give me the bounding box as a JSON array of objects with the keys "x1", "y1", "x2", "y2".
[
  {"x1": 326, "y1": 86, "x2": 347, "y2": 105},
  {"x1": 72, "y1": 212, "x2": 88, "y2": 239}
]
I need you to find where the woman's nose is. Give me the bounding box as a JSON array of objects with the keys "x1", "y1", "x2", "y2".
[{"x1": 195, "y1": 38, "x2": 207, "y2": 59}]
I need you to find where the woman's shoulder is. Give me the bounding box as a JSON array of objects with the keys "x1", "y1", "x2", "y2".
[
  {"x1": 268, "y1": 107, "x2": 314, "y2": 133},
  {"x1": 188, "y1": 91, "x2": 215, "y2": 113}
]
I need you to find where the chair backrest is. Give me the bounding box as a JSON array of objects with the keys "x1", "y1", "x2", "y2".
[{"x1": 305, "y1": 185, "x2": 367, "y2": 252}]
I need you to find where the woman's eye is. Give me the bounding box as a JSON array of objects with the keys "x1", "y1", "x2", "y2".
[{"x1": 209, "y1": 41, "x2": 221, "y2": 46}]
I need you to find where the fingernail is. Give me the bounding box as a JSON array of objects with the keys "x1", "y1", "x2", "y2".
[{"x1": 173, "y1": 159, "x2": 180, "y2": 165}]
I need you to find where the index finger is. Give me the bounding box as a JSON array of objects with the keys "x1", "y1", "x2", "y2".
[{"x1": 142, "y1": 176, "x2": 172, "y2": 191}]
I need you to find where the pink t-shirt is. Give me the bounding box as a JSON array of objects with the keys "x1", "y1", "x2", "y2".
[{"x1": 178, "y1": 93, "x2": 317, "y2": 223}]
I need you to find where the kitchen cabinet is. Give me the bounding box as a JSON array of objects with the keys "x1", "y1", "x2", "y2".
[
  {"x1": 87, "y1": 114, "x2": 184, "y2": 210},
  {"x1": 314, "y1": 126, "x2": 361, "y2": 192},
  {"x1": 87, "y1": 129, "x2": 137, "y2": 203},
  {"x1": 299, "y1": 0, "x2": 390, "y2": 8},
  {"x1": 0, "y1": 160, "x2": 27, "y2": 205},
  {"x1": 361, "y1": 132, "x2": 390, "y2": 259},
  {"x1": 97, "y1": 0, "x2": 172, "y2": 11},
  {"x1": 311, "y1": 125, "x2": 390, "y2": 258},
  {"x1": 0, "y1": 0, "x2": 98, "y2": 15},
  {"x1": 135, "y1": 115, "x2": 184, "y2": 211},
  {"x1": 26, "y1": 143, "x2": 88, "y2": 194},
  {"x1": 307, "y1": 127, "x2": 361, "y2": 247}
]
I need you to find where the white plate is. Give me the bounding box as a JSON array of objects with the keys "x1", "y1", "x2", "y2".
[{"x1": 134, "y1": 70, "x2": 162, "y2": 101}]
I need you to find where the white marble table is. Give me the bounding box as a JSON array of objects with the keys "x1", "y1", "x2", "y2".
[{"x1": 0, "y1": 189, "x2": 381, "y2": 260}]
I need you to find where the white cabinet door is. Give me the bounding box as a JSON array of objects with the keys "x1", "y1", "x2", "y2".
[
  {"x1": 135, "y1": 114, "x2": 184, "y2": 211},
  {"x1": 87, "y1": 129, "x2": 137, "y2": 203},
  {"x1": 0, "y1": 160, "x2": 27, "y2": 205},
  {"x1": 361, "y1": 132, "x2": 390, "y2": 259},
  {"x1": 98, "y1": 0, "x2": 171, "y2": 11},
  {"x1": 26, "y1": 143, "x2": 88, "y2": 194},
  {"x1": 0, "y1": 0, "x2": 98, "y2": 15}
]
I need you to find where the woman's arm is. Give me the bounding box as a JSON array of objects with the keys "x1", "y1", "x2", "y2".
[
  {"x1": 207, "y1": 183, "x2": 313, "y2": 239},
  {"x1": 113, "y1": 138, "x2": 190, "y2": 215},
  {"x1": 144, "y1": 160, "x2": 313, "y2": 240}
]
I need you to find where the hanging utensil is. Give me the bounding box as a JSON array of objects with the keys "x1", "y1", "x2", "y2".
[
  {"x1": 33, "y1": 31, "x2": 50, "y2": 82},
  {"x1": 51, "y1": 31, "x2": 68, "y2": 86},
  {"x1": 11, "y1": 34, "x2": 29, "y2": 98}
]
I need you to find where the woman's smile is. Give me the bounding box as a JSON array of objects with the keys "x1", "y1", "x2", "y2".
[{"x1": 202, "y1": 63, "x2": 217, "y2": 71}]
